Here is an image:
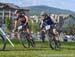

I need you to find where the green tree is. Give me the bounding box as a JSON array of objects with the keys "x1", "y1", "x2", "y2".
[
  {"x1": 4, "y1": 17, "x2": 11, "y2": 31},
  {"x1": 28, "y1": 19, "x2": 39, "y2": 33}
]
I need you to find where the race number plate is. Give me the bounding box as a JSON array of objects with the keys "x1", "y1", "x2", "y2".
[
  {"x1": 45, "y1": 25, "x2": 50, "y2": 30},
  {"x1": 18, "y1": 26, "x2": 22, "y2": 30}
]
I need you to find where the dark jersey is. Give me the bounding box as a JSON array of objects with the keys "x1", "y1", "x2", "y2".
[
  {"x1": 41, "y1": 16, "x2": 54, "y2": 30},
  {"x1": 43, "y1": 16, "x2": 54, "y2": 26},
  {"x1": 17, "y1": 15, "x2": 26, "y2": 25}
]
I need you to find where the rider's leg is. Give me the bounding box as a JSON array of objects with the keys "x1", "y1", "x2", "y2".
[
  {"x1": 41, "y1": 31, "x2": 45, "y2": 43},
  {"x1": 26, "y1": 28, "x2": 32, "y2": 39},
  {"x1": 53, "y1": 28, "x2": 59, "y2": 41},
  {"x1": 14, "y1": 32, "x2": 18, "y2": 39},
  {"x1": 53, "y1": 28, "x2": 61, "y2": 48},
  {"x1": 26, "y1": 28, "x2": 35, "y2": 47},
  {"x1": 26, "y1": 23, "x2": 32, "y2": 38}
]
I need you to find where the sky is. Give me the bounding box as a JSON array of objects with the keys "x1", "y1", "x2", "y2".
[{"x1": 0, "y1": 0, "x2": 75, "y2": 12}]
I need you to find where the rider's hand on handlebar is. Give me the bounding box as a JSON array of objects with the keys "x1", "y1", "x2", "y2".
[{"x1": 12, "y1": 29, "x2": 17, "y2": 33}]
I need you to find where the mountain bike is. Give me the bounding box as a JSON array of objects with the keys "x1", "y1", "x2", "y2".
[
  {"x1": 0, "y1": 28, "x2": 14, "y2": 51},
  {"x1": 46, "y1": 25, "x2": 61, "y2": 50},
  {"x1": 18, "y1": 25, "x2": 36, "y2": 48},
  {"x1": 41, "y1": 21, "x2": 61, "y2": 50},
  {"x1": 0, "y1": 24, "x2": 35, "y2": 51}
]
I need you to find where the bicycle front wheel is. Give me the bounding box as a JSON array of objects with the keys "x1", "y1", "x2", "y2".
[
  {"x1": 19, "y1": 31, "x2": 29, "y2": 48},
  {"x1": 48, "y1": 34, "x2": 61, "y2": 50},
  {"x1": 0, "y1": 34, "x2": 6, "y2": 51},
  {"x1": 48, "y1": 34, "x2": 56, "y2": 50}
]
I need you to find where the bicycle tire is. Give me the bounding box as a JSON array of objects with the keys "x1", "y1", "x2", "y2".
[
  {"x1": 48, "y1": 34, "x2": 56, "y2": 50},
  {"x1": 19, "y1": 31, "x2": 30, "y2": 48},
  {"x1": 0, "y1": 34, "x2": 6, "y2": 51},
  {"x1": 49, "y1": 34, "x2": 61, "y2": 50}
]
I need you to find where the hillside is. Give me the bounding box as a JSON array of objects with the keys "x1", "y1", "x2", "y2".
[{"x1": 26, "y1": 5, "x2": 75, "y2": 15}]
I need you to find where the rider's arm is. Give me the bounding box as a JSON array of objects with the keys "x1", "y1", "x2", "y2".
[
  {"x1": 24, "y1": 15, "x2": 29, "y2": 23},
  {"x1": 14, "y1": 20, "x2": 17, "y2": 29}
]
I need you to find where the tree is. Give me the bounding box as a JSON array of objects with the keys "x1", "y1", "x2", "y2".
[
  {"x1": 4, "y1": 17, "x2": 11, "y2": 31},
  {"x1": 28, "y1": 19, "x2": 39, "y2": 33},
  {"x1": 62, "y1": 15, "x2": 75, "y2": 35}
]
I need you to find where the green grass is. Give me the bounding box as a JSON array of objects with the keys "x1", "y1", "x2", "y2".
[{"x1": 0, "y1": 39, "x2": 75, "y2": 57}]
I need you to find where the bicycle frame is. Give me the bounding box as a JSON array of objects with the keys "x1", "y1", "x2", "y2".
[{"x1": 0, "y1": 28, "x2": 14, "y2": 47}]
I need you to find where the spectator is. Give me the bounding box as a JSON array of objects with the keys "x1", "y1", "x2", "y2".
[
  {"x1": 40, "y1": 31, "x2": 45, "y2": 43},
  {"x1": 63, "y1": 33, "x2": 68, "y2": 42}
]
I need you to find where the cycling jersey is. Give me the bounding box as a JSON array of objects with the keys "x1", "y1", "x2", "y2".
[
  {"x1": 41, "y1": 16, "x2": 54, "y2": 29},
  {"x1": 17, "y1": 15, "x2": 26, "y2": 25},
  {"x1": 43, "y1": 16, "x2": 54, "y2": 25},
  {"x1": 15, "y1": 14, "x2": 30, "y2": 31}
]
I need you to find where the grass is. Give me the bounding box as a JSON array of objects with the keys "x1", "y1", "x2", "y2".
[{"x1": 0, "y1": 39, "x2": 75, "y2": 57}]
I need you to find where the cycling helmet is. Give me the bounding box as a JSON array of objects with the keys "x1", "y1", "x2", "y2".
[
  {"x1": 40, "y1": 12, "x2": 47, "y2": 16},
  {"x1": 40, "y1": 12, "x2": 48, "y2": 16}
]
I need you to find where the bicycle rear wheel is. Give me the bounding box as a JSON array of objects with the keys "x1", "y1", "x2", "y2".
[{"x1": 0, "y1": 34, "x2": 6, "y2": 51}]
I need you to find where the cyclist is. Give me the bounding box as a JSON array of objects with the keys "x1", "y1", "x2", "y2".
[
  {"x1": 14, "y1": 10, "x2": 29, "y2": 33},
  {"x1": 40, "y1": 12, "x2": 59, "y2": 41},
  {"x1": 14, "y1": 10, "x2": 35, "y2": 47}
]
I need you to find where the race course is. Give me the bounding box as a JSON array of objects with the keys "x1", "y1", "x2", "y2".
[{"x1": 0, "y1": 39, "x2": 75, "y2": 57}]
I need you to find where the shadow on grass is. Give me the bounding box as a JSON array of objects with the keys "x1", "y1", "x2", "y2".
[
  {"x1": 3, "y1": 41, "x2": 75, "y2": 51},
  {"x1": 4, "y1": 47, "x2": 62, "y2": 52},
  {"x1": 4, "y1": 47, "x2": 50, "y2": 51}
]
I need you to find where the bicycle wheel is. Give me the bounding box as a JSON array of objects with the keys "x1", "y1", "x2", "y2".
[
  {"x1": 48, "y1": 34, "x2": 56, "y2": 50},
  {"x1": 0, "y1": 34, "x2": 6, "y2": 51},
  {"x1": 49, "y1": 34, "x2": 61, "y2": 50},
  {"x1": 19, "y1": 31, "x2": 29, "y2": 48}
]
